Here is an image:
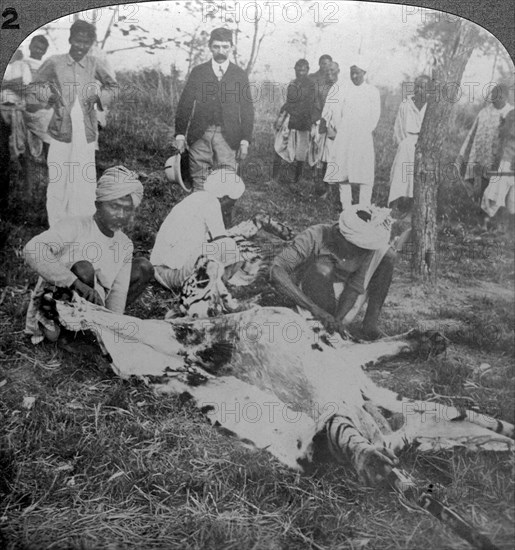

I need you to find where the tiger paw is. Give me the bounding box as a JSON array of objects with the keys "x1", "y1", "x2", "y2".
[{"x1": 356, "y1": 446, "x2": 399, "y2": 486}]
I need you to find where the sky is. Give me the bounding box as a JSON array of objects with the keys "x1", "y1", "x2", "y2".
[{"x1": 17, "y1": 0, "x2": 514, "y2": 97}]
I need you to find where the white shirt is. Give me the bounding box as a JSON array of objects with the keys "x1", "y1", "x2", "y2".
[
  {"x1": 25, "y1": 57, "x2": 43, "y2": 78},
  {"x1": 393, "y1": 96, "x2": 427, "y2": 143},
  {"x1": 1, "y1": 59, "x2": 32, "y2": 104},
  {"x1": 323, "y1": 81, "x2": 380, "y2": 185},
  {"x1": 150, "y1": 192, "x2": 226, "y2": 270},
  {"x1": 211, "y1": 58, "x2": 230, "y2": 79},
  {"x1": 23, "y1": 215, "x2": 133, "y2": 313}
]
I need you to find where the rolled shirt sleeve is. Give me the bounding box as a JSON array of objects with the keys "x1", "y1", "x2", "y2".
[
  {"x1": 272, "y1": 225, "x2": 321, "y2": 280},
  {"x1": 23, "y1": 222, "x2": 80, "y2": 288}
]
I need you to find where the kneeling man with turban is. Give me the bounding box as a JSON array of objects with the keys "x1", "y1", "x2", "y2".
[
  {"x1": 23, "y1": 165, "x2": 154, "y2": 344},
  {"x1": 271, "y1": 205, "x2": 394, "y2": 340}
]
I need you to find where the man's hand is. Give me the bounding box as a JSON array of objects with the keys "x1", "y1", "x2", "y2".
[
  {"x1": 71, "y1": 280, "x2": 104, "y2": 306},
  {"x1": 47, "y1": 93, "x2": 61, "y2": 107},
  {"x1": 174, "y1": 135, "x2": 186, "y2": 154},
  {"x1": 316, "y1": 310, "x2": 343, "y2": 334},
  {"x1": 84, "y1": 94, "x2": 100, "y2": 113},
  {"x1": 273, "y1": 116, "x2": 283, "y2": 132},
  {"x1": 237, "y1": 142, "x2": 249, "y2": 161}
]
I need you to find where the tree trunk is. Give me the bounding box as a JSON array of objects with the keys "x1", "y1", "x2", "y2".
[{"x1": 411, "y1": 20, "x2": 480, "y2": 279}]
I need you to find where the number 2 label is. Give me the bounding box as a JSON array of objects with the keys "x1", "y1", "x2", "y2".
[{"x1": 2, "y1": 7, "x2": 20, "y2": 29}]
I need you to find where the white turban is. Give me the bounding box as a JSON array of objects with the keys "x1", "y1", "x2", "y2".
[
  {"x1": 204, "y1": 168, "x2": 245, "y2": 200},
  {"x1": 96, "y1": 166, "x2": 144, "y2": 208},
  {"x1": 338, "y1": 205, "x2": 392, "y2": 250},
  {"x1": 351, "y1": 55, "x2": 370, "y2": 72}
]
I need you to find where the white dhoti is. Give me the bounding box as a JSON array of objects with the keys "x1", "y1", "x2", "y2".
[
  {"x1": 481, "y1": 160, "x2": 515, "y2": 217},
  {"x1": 308, "y1": 122, "x2": 333, "y2": 167},
  {"x1": 388, "y1": 133, "x2": 418, "y2": 204},
  {"x1": 274, "y1": 114, "x2": 309, "y2": 163},
  {"x1": 46, "y1": 98, "x2": 96, "y2": 226}
]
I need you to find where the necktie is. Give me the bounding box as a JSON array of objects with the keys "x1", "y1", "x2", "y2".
[{"x1": 218, "y1": 65, "x2": 224, "y2": 80}]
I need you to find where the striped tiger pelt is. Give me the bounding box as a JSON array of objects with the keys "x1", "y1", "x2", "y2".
[{"x1": 177, "y1": 215, "x2": 293, "y2": 317}]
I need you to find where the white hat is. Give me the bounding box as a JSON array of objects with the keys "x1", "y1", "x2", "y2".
[
  {"x1": 164, "y1": 151, "x2": 192, "y2": 192},
  {"x1": 351, "y1": 55, "x2": 370, "y2": 72},
  {"x1": 204, "y1": 168, "x2": 245, "y2": 200}
]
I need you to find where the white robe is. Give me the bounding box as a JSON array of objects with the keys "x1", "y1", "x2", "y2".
[
  {"x1": 323, "y1": 82, "x2": 380, "y2": 186},
  {"x1": 46, "y1": 97, "x2": 97, "y2": 226},
  {"x1": 388, "y1": 96, "x2": 427, "y2": 204}
]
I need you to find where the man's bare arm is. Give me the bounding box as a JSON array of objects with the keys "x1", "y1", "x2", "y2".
[
  {"x1": 335, "y1": 286, "x2": 360, "y2": 323},
  {"x1": 270, "y1": 264, "x2": 341, "y2": 331}
]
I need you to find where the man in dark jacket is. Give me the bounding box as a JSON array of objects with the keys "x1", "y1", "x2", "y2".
[
  {"x1": 174, "y1": 28, "x2": 254, "y2": 193},
  {"x1": 271, "y1": 59, "x2": 315, "y2": 184},
  {"x1": 309, "y1": 54, "x2": 333, "y2": 124}
]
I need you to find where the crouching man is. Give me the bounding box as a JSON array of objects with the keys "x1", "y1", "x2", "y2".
[
  {"x1": 151, "y1": 168, "x2": 245, "y2": 290},
  {"x1": 23, "y1": 165, "x2": 154, "y2": 344},
  {"x1": 271, "y1": 205, "x2": 394, "y2": 340}
]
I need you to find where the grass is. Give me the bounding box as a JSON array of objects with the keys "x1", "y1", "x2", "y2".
[{"x1": 1, "y1": 71, "x2": 514, "y2": 549}]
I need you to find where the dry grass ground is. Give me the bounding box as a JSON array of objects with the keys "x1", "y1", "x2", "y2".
[{"x1": 0, "y1": 74, "x2": 514, "y2": 549}]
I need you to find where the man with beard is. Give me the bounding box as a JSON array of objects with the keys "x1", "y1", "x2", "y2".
[
  {"x1": 23, "y1": 166, "x2": 154, "y2": 345},
  {"x1": 271, "y1": 59, "x2": 316, "y2": 184},
  {"x1": 173, "y1": 28, "x2": 254, "y2": 199}
]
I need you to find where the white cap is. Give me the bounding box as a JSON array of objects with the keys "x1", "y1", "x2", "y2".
[
  {"x1": 204, "y1": 168, "x2": 245, "y2": 199},
  {"x1": 351, "y1": 55, "x2": 370, "y2": 72}
]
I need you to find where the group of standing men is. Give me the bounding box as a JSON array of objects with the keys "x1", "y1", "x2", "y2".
[
  {"x1": 1, "y1": 34, "x2": 50, "y2": 210},
  {"x1": 272, "y1": 54, "x2": 381, "y2": 211},
  {"x1": 6, "y1": 22, "x2": 513, "y2": 350},
  {"x1": 1, "y1": 20, "x2": 117, "y2": 226},
  {"x1": 272, "y1": 55, "x2": 456, "y2": 218},
  {"x1": 274, "y1": 56, "x2": 514, "y2": 229},
  {"x1": 5, "y1": 21, "x2": 153, "y2": 345},
  {"x1": 16, "y1": 25, "x2": 395, "y2": 346}
]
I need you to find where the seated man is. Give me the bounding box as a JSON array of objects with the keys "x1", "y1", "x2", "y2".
[
  {"x1": 151, "y1": 168, "x2": 245, "y2": 290},
  {"x1": 23, "y1": 165, "x2": 154, "y2": 344},
  {"x1": 271, "y1": 205, "x2": 394, "y2": 340}
]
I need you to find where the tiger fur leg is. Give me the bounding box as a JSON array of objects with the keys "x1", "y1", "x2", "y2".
[
  {"x1": 378, "y1": 398, "x2": 515, "y2": 453},
  {"x1": 349, "y1": 331, "x2": 514, "y2": 446},
  {"x1": 325, "y1": 409, "x2": 399, "y2": 485},
  {"x1": 325, "y1": 330, "x2": 513, "y2": 483},
  {"x1": 178, "y1": 257, "x2": 239, "y2": 318},
  {"x1": 178, "y1": 214, "x2": 294, "y2": 317}
]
